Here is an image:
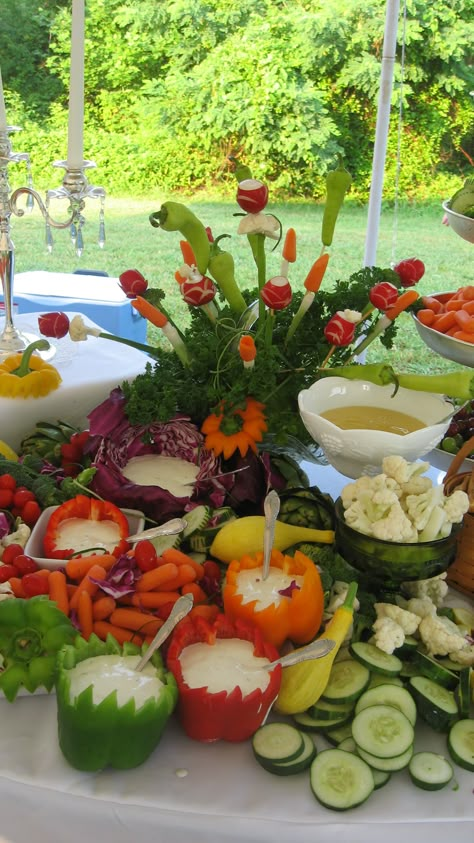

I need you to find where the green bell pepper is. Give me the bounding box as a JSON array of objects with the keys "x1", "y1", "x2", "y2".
[
  {"x1": 0, "y1": 596, "x2": 76, "y2": 701},
  {"x1": 56, "y1": 633, "x2": 178, "y2": 771}
]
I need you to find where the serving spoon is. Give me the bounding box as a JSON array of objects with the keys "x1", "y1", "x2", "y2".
[
  {"x1": 127, "y1": 517, "x2": 187, "y2": 544},
  {"x1": 262, "y1": 489, "x2": 280, "y2": 580},
  {"x1": 135, "y1": 593, "x2": 194, "y2": 672},
  {"x1": 251, "y1": 637, "x2": 336, "y2": 671}
]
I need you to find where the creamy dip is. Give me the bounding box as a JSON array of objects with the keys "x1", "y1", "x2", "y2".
[
  {"x1": 122, "y1": 455, "x2": 199, "y2": 498},
  {"x1": 179, "y1": 638, "x2": 271, "y2": 696},
  {"x1": 54, "y1": 518, "x2": 121, "y2": 553},
  {"x1": 68, "y1": 655, "x2": 164, "y2": 708},
  {"x1": 235, "y1": 568, "x2": 304, "y2": 611}
]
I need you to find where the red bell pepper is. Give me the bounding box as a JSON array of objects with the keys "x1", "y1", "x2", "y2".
[
  {"x1": 166, "y1": 613, "x2": 281, "y2": 742},
  {"x1": 43, "y1": 494, "x2": 130, "y2": 560}
]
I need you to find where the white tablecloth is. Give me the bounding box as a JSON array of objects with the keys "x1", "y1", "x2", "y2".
[
  {"x1": 1, "y1": 312, "x2": 150, "y2": 450},
  {"x1": 0, "y1": 462, "x2": 472, "y2": 843}
]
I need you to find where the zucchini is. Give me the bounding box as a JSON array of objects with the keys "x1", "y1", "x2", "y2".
[
  {"x1": 448, "y1": 719, "x2": 474, "y2": 771},
  {"x1": 409, "y1": 675, "x2": 459, "y2": 732},
  {"x1": 310, "y1": 749, "x2": 374, "y2": 811},
  {"x1": 357, "y1": 743, "x2": 414, "y2": 773},
  {"x1": 252, "y1": 723, "x2": 304, "y2": 764},
  {"x1": 351, "y1": 704, "x2": 414, "y2": 759},
  {"x1": 350, "y1": 642, "x2": 402, "y2": 676},
  {"x1": 257, "y1": 731, "x2": 316, "y2": 776},
  {"x1": 321, "y1": 659, "x2": 370, "y2": 704},
  {"x1": 412, "y1": 651, "x2": 459, "y2": 689},
  {"x1": 408, "y1": 751, "x2": 453, "y2": 790},
  {"x1": 354, "y1": 684, "x2": 417, "y2": 727}
]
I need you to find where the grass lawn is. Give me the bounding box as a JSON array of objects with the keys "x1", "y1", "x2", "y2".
[{"x1": 10, "y1": 195, "x2": 472, "y2": 374}]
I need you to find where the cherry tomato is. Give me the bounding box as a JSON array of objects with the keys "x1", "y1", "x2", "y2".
[
  {"x1": 1, "y1": 543, "x2": 24, "y2": 565},
  {"x1": 0, "y1": 564, "x2": 19, "y2": 583},
  {"x1": 133, "y1": 540, "x2": 158, "y2": 572},
  {"x1": 20, "y1": 500, "x2": 42, "y2": 526},
  {"x1": 22, "y1": 572, "x2": 50, "y2": 597},
  {"x1": 13, "y1": 554, "x2": 39, "y2": 576},
  {"x1": 0, "y1": 474, "x2": 17, "y2": 491},
  {"x1": 13, "y1": 487, "x2": 36, "y2": 509},
  {"x1": 0, "y1": 489, "x2": 14, "y2": 508}
]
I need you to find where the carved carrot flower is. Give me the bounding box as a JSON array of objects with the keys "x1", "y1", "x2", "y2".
[
  {"x1": 238, "y1": 335, "x2": 257, "y2": 369},
  {"x1": 201, "y1": 398, "x2": 267, "y2": 460}
]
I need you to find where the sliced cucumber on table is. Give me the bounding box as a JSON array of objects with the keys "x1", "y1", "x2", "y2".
[
  {"x1": 310, "y1": 749, "x2": 374, "y2": 811},
  {"x1": 356, "y1": 742, "x2": 414, "y2": 773},
  {"x1": 354, "y1": 683, "x2": 417, "y2": 727},
  {"x1": 349, "y1": 641, "x2": 403, "y2": 676},
  {"x1": 412, "y1": 650, "x2": 459, "y2": 690},
  {"x1": 257, "y1": 731, "x2": 317, "y2": 776},
  {"x1": 351, "y1": 703, "x2": 414, "y2": 759},
  {"x1": 454, "y1": 668, "x2": 472, "y2": 719},
  {"x1": 321, "y1": 659, "x2": 370, "y2": 704},
  {"x1": 252, "y1": 723, "x2": 304, "y2": 764},
  {"x1": 409, "y1": 676, "x2": 459, "y2": 732},
  {"x1": 408, "y1": 751, "x2": 454, "y2": 790},
  {"x1": 448, "y1": 719, "x2": 474, "y2": 771}
]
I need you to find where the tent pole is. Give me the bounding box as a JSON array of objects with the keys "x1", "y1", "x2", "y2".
[{"x1": 363, "y1": 0, "x2": 401, "y2": 267}]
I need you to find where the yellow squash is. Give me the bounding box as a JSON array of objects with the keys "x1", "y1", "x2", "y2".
[
  {"x1": 210, "y1": 516, "x2": 334, "y2": 564},
  {"x1": 275, "y1": 582, "x2": 358, "y2": 715}
]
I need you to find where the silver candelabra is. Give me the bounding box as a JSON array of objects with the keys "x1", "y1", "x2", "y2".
[{"x1": 0, "y1": 125, "x2": 106, "y2": 359}]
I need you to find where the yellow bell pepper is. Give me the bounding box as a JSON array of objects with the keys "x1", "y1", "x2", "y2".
[
  {"x1": 275, "y1": 581, "x2": 358, "y2": 715},
  {"x1": 0, "y1": 340, "x2": 61, "y2": 398}
]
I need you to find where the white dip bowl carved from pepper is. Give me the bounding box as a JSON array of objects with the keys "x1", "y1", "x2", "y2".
[{"x1": 298, "y1": 377, "x2": 454, "y2": 479}]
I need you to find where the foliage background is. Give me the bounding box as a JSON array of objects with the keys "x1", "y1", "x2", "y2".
[{"x1": 0, "y1": 0, "x2": 473, "y2": 199}]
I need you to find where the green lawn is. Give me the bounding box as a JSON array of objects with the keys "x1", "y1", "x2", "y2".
[{"x1": 10, "y1": 196, "x2": 472, "y2": 374}]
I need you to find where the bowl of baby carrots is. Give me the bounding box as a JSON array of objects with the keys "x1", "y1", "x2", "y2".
[{"x1": 413, "y1": 287, "x2": 474, "y2": 368}]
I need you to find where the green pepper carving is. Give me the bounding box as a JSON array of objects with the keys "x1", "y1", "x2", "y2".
[
  {"x1": 208, "y1": 235, "x2": 247, "y2": 314},
  {"x1": 0, "y1": 596, "x2": 76, "y2": 701},
  {"x1": 321, "y1": 155, "x2": 352, "y2": 248},
  {"x1": 149, "y1": 201, "x2": 211, "y2": 275}
]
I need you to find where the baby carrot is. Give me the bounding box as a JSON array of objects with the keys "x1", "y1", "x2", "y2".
[
  {"x1": 454, "y1": 310, "x2": 474, "y2": 333},
  {"x1": 180, "y1": 239, "x2": 196, "y2": 266},
  {"x1": 78, "y1": 590, "x2": 94, "y2": 640},
  {"x1": 453, "y1": 330, "x2": 474, "y2": 344},
  {"x1": 131, "y1": 591, "x2": 181, "y2": 609},
  {"x1": 131, "y1": 295, "x2": 168, "y2": 328},
  {"x1": 416, "y1": 308, "x2": 436, "y2": 326},
  {"x1": 303, "y1": 253, "x2": 330, "y2": 293},
  {"x1": 161, "y1": 547, "x2": 205, "y2": 579},
  {"x1": 421, "y1": 295, "x2": 443, "y2": 313},
  {"x1": 384, "y1": 289, "x2": 419, "y2": 321},
  {"x1": 48, "y1": 570, "x2": 69, "y2": 616},
  {"x1": 181, "y1": 582, "x2": 208, "y2": 604},
  {"x1": 135, "y1": 562, "x2": 179, "y2": 593},
  {"x1": 69, "y1": 564, "x2": 107, "y2": 611},
  {"x1": 431, "y1": 310, "x2": 457, "y2": 333},
  {"x1": 161, "y1": 563, "x2": 197, "y2": 591},
  {"x1": 109, "y1": 608, "x2": 163, "y2": 637},
  {"x1": 66, "y1": 554, "x2": 117, "y2": 581},
  {"x1": 93, "y1": 620, "x2": 143, "y2": 646},
  {"x1": 282, "y1": 228, "x2": 296, "y2": 263},
  {"x1": 445, "y1": 298, "x2": 465, "y2": 311},
  {"x1": 92, "y1": 595, "x2": 116, "y2": 621},
  {"x1": 462, "y1": 300, "x2": 474, "y2": 315}
]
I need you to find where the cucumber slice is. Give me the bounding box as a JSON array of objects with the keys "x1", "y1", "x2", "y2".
[
  {"x1": 321, "y1": 659, "x2": 370, "y2": 704},
  {"x1": 150, "y1": 532, "x2": 181, "y2": 555},
  {"x1": 338, "y1": 736, "x2": 394, "y2": 786},
  {"x1": 252, "y1": 722, "x2": 304, "y2": 764},
  {"x1": 368, "y1": 673, "x2": 404, "y2": 690},
  {"x1": 293, "y1": 709, "x2": 352, "y2": 731},
  {"x1": 350, "y1": 642, "x2": 402, "y2": 676},
  {"x1": 322, "y1": 722, "x2": 354, "y2": 745},
  {"x1": 412, "y1": 651, "x2": 459, "y2": 689},
  {"x1": 351, "y1": 704, "x2": 414, "y2": 759},
  {"x1": 436, "y1": 657, "x2": 465, "y2": 673},
  {"x1": 396, "y1": 635, "x2": 419, "y2": 656},
  {"x1": 258, "y1": 731, "x2": 316, "y2": 776},
  {"x1": 311, "y1": 699, "x2": 355, "y2": 721},
  {"x1": 455, "y1": 668, "x2": 471, "y2": 719},
  {"x1": 409, "y1": 676, "x2": 459, "y2": 732},
  {"x1": 357, "y1": 743, "x2": 414, "y2": 772},
  {"x1": 293, "y1": 711, "x2": 327, "y2": 732},
  {"x1": 354, "y1": 684, "x2": 417, "y2": 727},
  {"x1": 448, "y1": 719, "x2": 474, "y2": 771},
  {"x1": 409, "y1": 751, "x2": 454, "y2": 790},
  {"x1": 310, "y1": 749, "x2": 374, "y2": 811},
  {"x1": 182, "y1": 505, "x2": 211, "y2": 538},
  {"x1": 338, "y1": 736, "x2": 357, "y2": 753}
]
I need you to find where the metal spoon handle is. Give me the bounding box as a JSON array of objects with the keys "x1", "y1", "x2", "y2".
[
  {"x1": 266, "y1": 638, "x2": 335, "y2": 670},
  {"x1": 127, "y1": 517, "x2": 187, "y2": 544},
  {"x1": 135, "y1": 593, "x2": 194, "y2": 672},
  {"x1": 262, "y1": 490, "x2": 280, "y2": 581}
]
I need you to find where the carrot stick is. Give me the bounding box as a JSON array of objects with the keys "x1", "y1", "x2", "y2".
[
  {"x1": 78, "y1": 590, "x2": 94, "y2": 640},
  {"x1": 282, "y1": 228, "x2": 296, "y2": 263},
  {"x1": 180, "y1": 239, "x2": 196, "y2": 266},
  {"x1": 384, "y1": 290, "x2": 419, "y2": 321},
  {"x1": 131, "y1": 295, "x2": 168, "y2": 328},
  {"x1": 181, "y1": 582, "x2": 208, "y2": 604},
  {"x1": 303, "y1": 253, "x2": 330, "y2": 293},
  {"x1": 161, "y1": 548, "x2": 204, "y2": 579},
  {"x1": 160, "y1": 563, "x2": 197, "y2": 591},
  {"x1": 9, "y1": 577, "x2": 25, "y2": 598},
  {"x1": 93, "y1": 620, "x2": 144, "y2": 646},
  {"x1": 109, "y1": 608, "x2": 163, "y2": 636},
  {"x1": 135, "y1": 562, "x2": 179, "y2": 593},
  {"x1": 92, "y1": 595, "x2": 116, "y2": 621},
  {"x1": 66, "y1": 554, "x2": 117, "y2": 580},
  {"x1": 131, "y1": 591, "x2": 181, "y2": 609},
  {"x1": 48, "y1": 570, "x2": 69, "y2": 616},
  {"x1": 69, "y1": 564, "x2": 107, "y2": 611}
]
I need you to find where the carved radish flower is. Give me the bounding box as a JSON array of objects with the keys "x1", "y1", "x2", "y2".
[
  {"x1": 181, "y1": 275, "x2": 217, "y2": 307},
  {"x1": 369, "y1": 281, "x2": 399, "y2": 311},
  {"x1": 118, "y1": 269, "x2": 148, "y2": 298},
  {"x1": 324, "y1": 310, "x2": 362, "y2": 346},
  {"x1": 261, "y1": 276, "x2": 292, "y2": 310},
  {"x1": 393, "y1": 257, "x2": 425, "y2": 288},
  {"x1": 236, "y1": 179, "x2": 269, "y2": 214}
]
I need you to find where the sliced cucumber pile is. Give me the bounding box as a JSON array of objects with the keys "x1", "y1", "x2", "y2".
[
  {"x1": 252, "y1": 723, "x2": 316, "y2": 775},
  {"x1": 310, "y1": 748, "x2": 374, "y2": 810},
  {"x1": 408, "y1": 751, "x2": 453, "y2": 790}
]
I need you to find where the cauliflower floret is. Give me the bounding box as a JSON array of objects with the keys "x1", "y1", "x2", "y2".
[
  {"x1": 442, "y1": 489, "x2": 470, "y2": 525},
  {"x1": 372, "y1": 617, "x2": 405, "y2": 654},
  {"x1": 399, "y1": 475, "x2": 433, "y2": 497},
  {"x1": 404, "y1": 486, "x2": 445, "y2": 531},
  {"x1": 341, "y1": 476, "x2": 375, "y2": 510},
  {"x1": 401, "y1": 572, "x2": 448, "y2": 608},
  {"x1": 405, "y1": 597, "x2": 437, "y2": 618},
  {"x1": 374, "y1": 602, "x2": 421, "y2": 634},
  {"x1": 370, "y1": 501, "x2": 418, "y2": 542},
  {"x1": 448, "y1": 646, "x2": 474, "y2": 667},
  {"x1": 382, "y1": 456, "x2": 430, "y2": 486},
  {"x1": 418, "y1": 614, "x2": 467, "y2": 656}
]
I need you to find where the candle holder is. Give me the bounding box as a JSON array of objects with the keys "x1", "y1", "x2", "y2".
[{"x1": 0, "y1": 125, "x2": 105, "y2": 360}]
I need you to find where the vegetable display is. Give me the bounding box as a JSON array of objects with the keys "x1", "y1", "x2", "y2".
[{"x1": 56, "y1": 634, "x2": 178, "y2": 771}]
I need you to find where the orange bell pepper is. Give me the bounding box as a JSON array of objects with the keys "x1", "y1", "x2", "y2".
[{"x1": 222, "y1": 548, "x2": 324, "y2": 649}]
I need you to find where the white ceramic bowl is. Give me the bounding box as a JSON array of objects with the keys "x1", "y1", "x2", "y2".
[
  {"x1": 24, "y1": 506, "x2": 145, "y2": 570},
  {"x1": 298, "y1": 377, "x2": 454, "y2": 478},
  {"x1": 442, "y1": 201, "x2": 474, "y2": 244},
  {"x1": 412, "y1": 292, "x2": 474, "y2": 368}
]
